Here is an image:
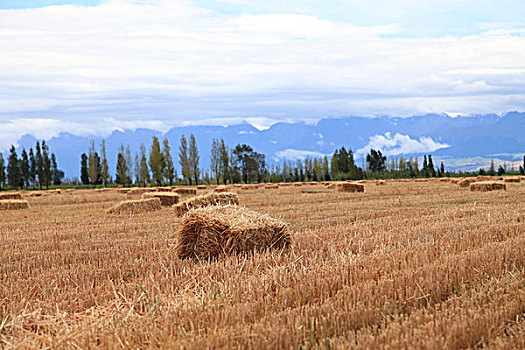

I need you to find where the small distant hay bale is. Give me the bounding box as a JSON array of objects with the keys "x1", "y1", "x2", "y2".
[
  {"x1": 0, "y1": 192, "x2": 22, "y2": 200},
  {"x1": 264, "y1": 184, "x2": 279, "y2": 190},
  {"x1": 327, "y1": 183, "x2": 336, "y2": 189},
  {"x1": 173, "y1": 191, "x2": 239, "y2": 217},
  {"x1": 337, "y1": 182, "x2": 364, "y2": 193},
  {"x1": 293, "y1": 183, "x2": 302, "y2": 187},
  {"x1": 458, "y1": 178, "x2": 477, "y2": 188},
  {"x1": 440, "y1": 178, "x2": 452, "y2": 182},
  {"x1": 117, "y1": 188, "x2": 131, "y2": 194},
  {"x1": 156, "y1": 186, "x2": 173, "y2": 192},
  {"x1": 504, "y1": 177, "x2": 521, "y2": 183},
  {"x1": 214, "y1": 186, "x2": 230, "y2": 193},
  {"x1": 196, "y1": 185, "x2": 207, "y2": 190},
  {"x1": 0, "y1": 199, "x2": 30, "y2": 210},
  {"x1": 142, "y1": 192, "x2": 180, "y2": 206},
  {"x1": 106, "y1": 198, "x2": 162, "y2": 215},
  {"x1": 126, "y1": 188, "x2": 150, "y2": 199},
  {"x1": 95, "y1": 188, "x2": 111, "y2": 192},
  {"x1": 280, "y1": 183, "x2": 293, "y2": 187},
  {"x1": 173, "y1": 187, "x2": 197, "y2": 196},
  {"x1": 470, "y1": 182, "x2": 506, "y2": 192},
  {"x1": 476, "y1": 175, "x2": 493, "y2": 181},
  {"x1": 375, "y1": 180, "x2": 386, "y2": 185},
  {"x1": 176, "y1": 205, "x2": 291, "y2": 259}
]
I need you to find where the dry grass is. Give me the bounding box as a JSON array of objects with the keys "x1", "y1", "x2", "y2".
[
  {"x1": 470, "y1": 181, "x2": 507, "y2": 192},
  {"x1": 1, "y1": 180, "x2": 524, "y2": 348},
  {"x1": 142, "y1": 192, "x2": 180, "y2": 206},
  {"x1": 173, "y1": 191, "x2": 239, "y2": 217},
  {"x1": 0, "y1": 199, "x2": 29, "y2": 210},
  {"x1": 106, "y1": 198, "x2": 162, "y2": 215},
  {"x1": 176, "y1": 205, "x2": 291, "y2": 259}
]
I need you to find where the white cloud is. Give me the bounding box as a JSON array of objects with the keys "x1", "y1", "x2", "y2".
[
  {"x1": 275, "y1": 149, "x2": 327, "y2": 161},
  {"x1": 0, "y1": 1, "x2": 524, "y2": 146},
  {"x1": 356, "y1": 132, "x2": 450, "y2": 158}
]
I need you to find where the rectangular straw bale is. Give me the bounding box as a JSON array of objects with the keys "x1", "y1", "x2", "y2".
[
  {"x1": 214, "y1": 186, "x2": 230, "y2": 193},
  {"x1": 117, "y1": 188, "x2": 131, "y2": 194},
  {"x1": 0, "y1": 200, "x2": 30, "y2": 210},
  {"x1": 375, "y1": 180, "x2": 386, "y2": 185},
  {"x1": 176, "y1": 205, "x2": 291, "y2": 259},
  {"x1": 469, "y1": 182, "x2": 506, "y2": 192},
  {"x1": 173, "y1": 187, "x2": 197, "y2": 196},
  {"x1": 293, "y1": 183, "x2": 302, "y2": 187},
  {"x1": 173, "y1": 191, "x2": 239, "y2": 217},
  {"x1": 458, "y1": 178, "x2": 477, "y2": 188},
  {"x1": 0, "y1": 192, "x2": 22, "y2": 200},
  {"x1": 264, "y1": 184, "x2": 279, "y2": 189},
  {"x1": 142, "y1": 192, "x2": 180, "y2": 206},
  {"x1": 504, "y1": 177, "x2": 521, "y2": 183},
  {"x1": 106, "y1": 198, "x2": 162, "y2": 215},
  {"x1": 196, "y1": 185, "x2": 207, "y2": 190},
  {"x1": 476, "y1": 175, "x2": 493, "y2": 181},
  {"x1": 439, "y1": 178, "x2": 452, "y2": 182},
  {"x1": 126, "y1": 188, "x2": 150, "y2": 199},
  {"x1": 337, "y1": 182, "x2": 365, "y2": 193}
]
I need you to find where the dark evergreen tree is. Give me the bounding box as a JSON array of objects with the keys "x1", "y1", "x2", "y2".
[
  {"x1": 422, "y1": 155, "x2": 428, "y2": 177},
  {"x1": 35, "y1": 141, "x2": 43, "y2": 189},
  {"x1": 28, "y1": 148, "x2": 36, "y2": 188},
  {"x1": 366, "y1": 149, "x2": 387, "y2": 173},
  {"x1": 428, "y1": 155, "x2": 436, "y2": 177},
  {"x1": 80, "y1": 153, "x2": 90, "y2": 185},
  {"x1": 20, "y1": 148, "x2": 29, "y2": 189},
  {"x1": 440, "y1": 161, "x2": 445, "y2": 177},
  {"x1": 0, "y1": 154, "x2": 5, "y2": 190},
  {"x1": 42, "y1": 141, "x2": 51, "y2": 189},
  {"x1": 50, "y1": 154, "x2": 64, "y2": 185},
  {"x1": 7, "y1": 146, "x2": 21, "y2": 189}
]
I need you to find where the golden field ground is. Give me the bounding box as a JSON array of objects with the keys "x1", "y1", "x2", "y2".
[{"x1": 1, "y1": 180, "x2": 524, "y2": 349}]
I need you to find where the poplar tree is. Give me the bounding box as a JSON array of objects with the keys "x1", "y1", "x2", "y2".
[
  {"x1": 100, "y1": 140, "x2": 109, "y2": 186},
  {"x1": 88, "y1": 140, "x2": 99, "y2": 185},
  {"x1": 139, "y1": 143, "x2": 150, "y2": 186},
  {"x1": 20, "y1": 148, "x2": 29, "y2": 189},
  {"x1": 149, "y1": 136, "x2": 163, "y2": 185},
  {"x1": 322, "y1": 156, "x2": 330, "y2": 181},
  {"x1": 189, "y1": 134, "x2": 200, "y2": 185},
  {"x1": 0, "y1": 154, "x2": 5, "y2": 190},
  {"x1": 51, "y1": 154, "x2": 64, "y2": 185},
  {"x1": 178, "y1": 135, "x2": 191, "y2": 185},
  {"x1": 80, "y1": 153, "x2": 90, "y2": 185},
  {"x1": 218, "y1": 139, "x2": 229, "y2": 184},
  {"x1": 35, "y1": 141, "x2": 43, "y2": 189},
  {"x1": 7, "y1": 146, "x2": 21, "y2": 189},
  {"x1": 42, "y1": 141, "x2": 51, "y2": 189},
  {"x1": 29, "y1": 148, "x2": 36, "y2": 188},
  {"x1": 210, "y1": 139, "x2": 220, "y2": 184},
  {"x1": 162, "y1": 138, "x2": 175, "y2": 185}
]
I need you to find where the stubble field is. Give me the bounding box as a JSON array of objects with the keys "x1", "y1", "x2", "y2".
[{"x1": 1, "y1": 180, "x2": 524, "y2": 349}]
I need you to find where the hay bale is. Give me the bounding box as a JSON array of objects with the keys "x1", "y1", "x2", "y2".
[
  {"x1": 476, "y1": 175, "x2": 493, "y2": 181},
  {"x1": 327, "y1": 183, "x2": 336, "y2": 189},
  {"x1": 95, "y1": 188, "x2": 111, "y2": 192},
  {"x1": 196, "y1": 185, "x2": 207, "y2": 190},
  {"x1": 214, "y1": 186, "x2": 230, "y2": 193},
  {"x1": 264, "y1": 184, "x2": 279, "y2": 189},
  {"x1": 337, "y1": 182, "x2": 364, "y2": 193},
  {"x1": 293, "y1": 183, "x2": 302, "y2": 187},
  {"x1": 117, "y1": 188, "x2": 131, "y2": 194},
  {"x1": 0, "y1": 199, "x2": 30, "y2": 210},
  {"x1": 458, "y1": 178, "x2": 477, "y2": 188},
  {"x1": 173, "y1": 187, "x2": 197, "y2": 196},
  {"x1": 0, "y1": 192, "x2": 22, "y2": 200},
  {"x1": 142, "y1": 192, "x2": 180, "y2": 206},
  {"x1": 106, "y1": 198, "x2": 162, "y2": 215},
  {"x1": 173, "y1": 191, "x2": 239, "y2": 217},
  {"x1": 125, "y1": 188, "x2": 150, "y2": 199},
  {"x1": 504, "y1": 177, "x2": 521, "y2": 183},
  {"x1": 176, "y1": 205, "x2": 291, "y2": 259},
  {"x1": 439, "y1": 178, "x2": 452, "y2": 182},
  {"x1": 375, "y1": 180, "x2": 386, "y2": 185},
  {"x1": 469, "y1": 182, "x2": 506, "y2": 192}
]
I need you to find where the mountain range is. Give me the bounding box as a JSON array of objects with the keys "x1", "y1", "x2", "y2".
[{"x1": 9, "y1": 112, "x2": 525, "y2": 179}]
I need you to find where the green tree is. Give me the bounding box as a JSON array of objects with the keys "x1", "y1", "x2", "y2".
[
  {"x1": 366, "y1": 149, "x2": 387, "y2": 173},
  {"x1": 422, "y1": 155, "x2": 428, "y2": 177},
  {"x1": 50, "y1": 154, "x2": 64, "y2": 185},
  {"x1": 219, "y1": 139, "x2": 230, "y2": 184},
  {"x1": 28, "y1": 148, "x2": 36, "y2": 188},
  {"x1": 149, "y1": 136, "x2": 163, "y2": 185},
  {"x1": 126, "y1": 145, "x2": 133, "y2": 184},
  {"x1": 41, "y1": 141, "x2": 52, "y2": 189},
  {"x1": 162, "y1": 138, "x2": 175, "y2": 185},
  {"x1": 88, "y1": 140, "x2": 100, "y2": 185},
  {"x1": 139, "y1": 144, "x2": 150, "y2": 186},
  {"x1": 0, "y1": 154, "x2": 5, "y2": 190},
  {"x1": 116, "y1": 152, "x2": 129, "y2": 185},
  {"x1": 179, "y1": 135, "x2": 191, "y2": 185},
  {"x1": 428, "y1": 155, "x2": 436, "y2": 177},
  {"x1": 497, "y1": 164, "x2": 505, "y2": 176},
  {"x1": 35, "y1": 141, "x2": 43, "y2": 189},
  {"x1": 440, "y1": 161, "x2": 445, "y2": 177},
  {"x1": 20, "y1": 148, "x2": 29, "y2": 189},
  {"x1": 233, "y1": 144, "x2": 254, "y2": 183},
  {"x1": 189, "y1": 134, "x2": 200, "y2": 185},
  {"x1": 7, "y1": 146, "x2": 21, "y2": 189},
  {"x1": 210, "y1": 139, "x2": 220, "y2": 184},
  {"x1": 80, "y1": 153, "x2": 90, "y2": 185},
  {"x1": 100, "y1": 140, "x2": 109, "y2": 186},
  {"x1": 322, "y1": 156, "x2": 330, "y2": 181}
]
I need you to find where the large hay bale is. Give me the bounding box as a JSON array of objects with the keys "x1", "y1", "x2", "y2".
[
  {"x1": 337, "y1": 182, "x2": 364, "y2": 193},
  {"x1": 173, "y1": 191, "x2": 239, "y2": 217},
  {"x1": 142, "y1": 192, "x2": 180, "y2": 206},
  {"x1": 470, "y1": 182, "x2": 506, "y2": 192},
  {"x1": 176, "y1": 205, "x2": 291, "y2": 259},
  {"x1": 0, "y1": 192, "x2": 22, "y2": 200},
  {"x1": 458, "y1": 178, "x2": 476, "y2": 188},
  {"x1": 106, "y1": 198, "x2": 162, "y2": 215},
  {"x1": 0, "y1": 200, "x2": 30, "y2": 210},
  {"x1": 125, "y1": 188, "x2": 150, "y2": 199},
  {"x1": 504, "y1": 177, "x2": 521, "y2": 183},
  {"x1": 173, "y1": 187, "x2": 197, "y2": 196}
]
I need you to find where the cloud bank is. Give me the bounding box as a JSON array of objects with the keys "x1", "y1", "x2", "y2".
[
  {"x1": 356, "y1": 133, "x2": 450, "y2": 157},
  {"x1": 0, "y1": 0, "x2": 524, "y2": 150}
]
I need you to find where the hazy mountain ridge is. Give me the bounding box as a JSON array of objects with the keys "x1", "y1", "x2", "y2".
[{"x1": 11, "y1": 112, "x2": 525, "y2": 178}]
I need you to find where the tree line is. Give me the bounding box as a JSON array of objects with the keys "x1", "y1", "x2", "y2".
[{"x1": 0, "y1": 141, "x2": 64, "y2": 190}]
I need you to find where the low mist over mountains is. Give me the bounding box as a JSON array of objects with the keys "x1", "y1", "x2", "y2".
[{"x1": 12, "y1": 112, "x2": 525, "y2": 179}]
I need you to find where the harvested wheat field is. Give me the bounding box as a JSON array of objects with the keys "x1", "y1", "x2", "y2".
[{"x1": 1, "y1": 180, "x2": 525, "y2": 348}]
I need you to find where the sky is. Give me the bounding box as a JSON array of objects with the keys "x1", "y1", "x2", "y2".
[{"x1": 0, "y1": 0, "x2": 524, "y2": 150}]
